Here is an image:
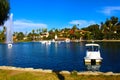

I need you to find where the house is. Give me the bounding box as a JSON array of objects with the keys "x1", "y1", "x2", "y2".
[{"x1": 40, "y1": 32, "x2": 49, "y2": 38}]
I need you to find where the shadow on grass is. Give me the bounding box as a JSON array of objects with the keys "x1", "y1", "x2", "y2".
[{"x1": 53, "y1": 70, "x2": 65, "y2": 80}]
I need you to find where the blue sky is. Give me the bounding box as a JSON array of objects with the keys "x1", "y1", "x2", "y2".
[{"x1": 8, "y1": 0, "x2": 120, "y2": 32}]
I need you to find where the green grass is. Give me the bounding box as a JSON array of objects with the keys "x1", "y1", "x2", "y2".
[{"x1": 0, "y1": 69, "x2": 120, "y2": 80}]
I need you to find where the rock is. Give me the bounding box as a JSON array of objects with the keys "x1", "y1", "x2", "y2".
[
  {"x1": 34, "y1": 69, "x2": 43, "y2": 72},
  {"x1": 24, "y1": 68, "x2": 34, "y2": 71},
  {"x1": 60, "y1": 71, "x2": 70, "y2": 74},
  {"x1": 43, "y1": 69, "x2": 52, "y2": 73}
]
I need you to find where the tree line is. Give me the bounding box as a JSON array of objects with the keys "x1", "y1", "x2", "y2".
[
  {"x1": 0, "y1": 0, "x2": 120, "y2": 42},
  {"x1": 0, "y1": 16, "x2": 120, "y2": 42},
  {"x1": 82, "y1": 16, "x2": 120, "y2": 40}
]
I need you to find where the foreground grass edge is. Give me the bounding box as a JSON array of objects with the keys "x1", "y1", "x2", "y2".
[{"x1": 0, "y1": 66, "x2": 120, "y2": 80}]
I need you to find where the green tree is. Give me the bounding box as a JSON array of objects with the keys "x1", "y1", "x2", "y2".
[
  {"x1": 0, "y1": 0, "x2": 10, "y2": 25},
  {"x1": 72, "y1": 25, "x2": 79, "y2": 31},
  {"x1": 27, "y1": 32, "x2": 33, "y2": 41},
  {"x1": 32, "y1": 29, "x2": 35, "y2": 40},
  {"x1": 32, "y1": 29, "x2": 35, "y2": 34},
  {"x1": 42, "y1": 28, "x2": 47, "y2": 32},
  {"x1": 82, "y1": 24, "x2": 101, "y2": 40},
  {"x1": 16, "y1": 32, "x2": 25, "y2": 40},
  {"x1": 111, "y1": 16, "x2": 118, "y2": 25},
  {"x1": 38, "y1": 28, "x2": 41, "y2": 34},
  {"x1": 0, "y1": 26, "x2": 6, "y2": 42},
  {"x1": 62, "y1": 28, "x2": 70, "y2": 38},
  {"x1": 69, "y1": 25, "x2": 79, "y2": 39},
  {"x1": 36, "y1": 29, "x2": 39, "y2": 34},
  {"x1": 101, "y1": 16, "x2": 119, "y2": 39},
  {"x1": 74, "y1": 31, "x2": 81, "y2": 39},
  {"x1": 0, "y1": 31, "x2": 5, "y2": 42},
  {"x1": 54, "y1": 29, "x2": 60, "y2": 35},
  {"x1": 116, "y1": 22, "x2": 120, "y2": 34},
  {"x1": 83, "y1": 31, "x2": 92, "y2": 40}
]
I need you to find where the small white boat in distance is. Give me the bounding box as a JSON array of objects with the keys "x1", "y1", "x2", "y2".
[
  {"x1": 84, "y1": 43, "x2": 102, "y2": 63},
  {"x1": 65, "y1": 38, "x2": 70, "y2": 43}
]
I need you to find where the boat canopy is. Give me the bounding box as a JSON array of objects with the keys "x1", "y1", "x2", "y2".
[{"x1": 85, "y1": 44, "x2": 100, "y2": 47}]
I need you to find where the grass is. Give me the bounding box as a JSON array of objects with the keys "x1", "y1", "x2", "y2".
[{"x1": 0, "y1": 69, "x2": 120, "y2": 80}]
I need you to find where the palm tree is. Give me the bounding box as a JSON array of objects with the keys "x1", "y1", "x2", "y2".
[
  {"x1": 32, "y1": 29, "x2": 35, "y2": 41},
  {"x1": 106, "y1": 17, "x2": 118, "y2": 39}
]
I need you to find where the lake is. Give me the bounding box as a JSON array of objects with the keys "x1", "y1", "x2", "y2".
[{"x1": 0, "y1": 42, "x2": 120, "y2": 73}]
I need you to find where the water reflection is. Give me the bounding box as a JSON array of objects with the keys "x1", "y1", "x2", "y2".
[
  {"x1": 0, "y1": 42, "x2": 120, "y2": 72},
  {"x1": 85, "y1": 62, "x2": 101, "y2": 71}
]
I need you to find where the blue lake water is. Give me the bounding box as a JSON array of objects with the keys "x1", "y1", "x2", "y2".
[{"x1": 0, "y1": 42, "x2": 120, "y2": 73}]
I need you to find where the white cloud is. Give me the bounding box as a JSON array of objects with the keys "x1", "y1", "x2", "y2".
[
  {"x1": 69, "y1": 20, "x2": 96, "y2": 28},
  {"x1": 100, "y1": 6, "x2": 120, "y2": 15},
  {"x1": 13, "y1": 19, "x2": 47, "y2": 32}
]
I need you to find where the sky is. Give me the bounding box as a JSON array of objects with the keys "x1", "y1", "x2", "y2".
[{"x1": 5, "y1": 0, "x2": 120, "y2": 33}]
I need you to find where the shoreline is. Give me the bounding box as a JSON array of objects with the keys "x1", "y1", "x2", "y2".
[
  {"x1": 1, "y1": 39, "x2": 120, "y2": 43},
  {"x1": 0, "y1": 66, "x2": 120, "y2": 75},
  {"x1": 71, "y1": 40, "x2": 120, "y2": 42}
]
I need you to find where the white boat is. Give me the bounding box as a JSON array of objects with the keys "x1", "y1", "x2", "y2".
[
  {"x1": 40, "y1": 41, "x2": 47, "y2": 44},
  {"x1": 65, "y1": 38, "x2": 70, "y2": 43},
  {"x1": 84, "y1": 43, "x2": 102, "y2": 63},
  {"x1": 46, "y1": 41, "x2": 51, "y2": 45},
  {"x1": 40, "y1": 40, "x2": 51, "y2": 45}
]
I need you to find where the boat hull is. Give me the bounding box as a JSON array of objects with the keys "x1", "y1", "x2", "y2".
[{"x1": 84, "y1": 58, "x2": 102, "y2": 63}]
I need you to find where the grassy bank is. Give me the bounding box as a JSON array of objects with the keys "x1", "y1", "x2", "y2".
[{"x1": 0, "y1": 69, "x2": 120, "y2": 80}]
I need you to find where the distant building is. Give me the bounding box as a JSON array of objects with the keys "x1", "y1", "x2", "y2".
[
  {"x1": 54, "y1": 35, "x2": 70, "y2": 41},
  {"x1": 40, "y1": 32, "x2": 49, "y2": 38}
]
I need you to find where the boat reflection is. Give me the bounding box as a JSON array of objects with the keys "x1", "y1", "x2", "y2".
[{"x1": 85, "y1": 62, "x2": 101, "y2": 71}]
